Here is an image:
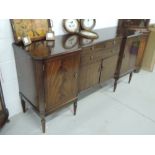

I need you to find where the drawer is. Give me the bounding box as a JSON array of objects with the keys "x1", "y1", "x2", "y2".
[
  {"x1": 95, "y1": 40, "x2": 114, "y2": 50},
  {"x1": 95, "y1": 38, "x2": 122, "y2": 50},
  {"x1": 80, "y1": 46, "x2": 120, "y2": 66},
  {"x1": 102, "y1": 47, "x2": 120, "y2": 59},
  {"x1": 81, "y1": 38, "x2": 122, "y2": 55},
  {"x1": 80, "y1": 51, "x2": 103, "y2": 66}
]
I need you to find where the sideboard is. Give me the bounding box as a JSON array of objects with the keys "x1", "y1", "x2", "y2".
[{"x1": 13, "y1": 27, "x2": 146, "y2": 133}]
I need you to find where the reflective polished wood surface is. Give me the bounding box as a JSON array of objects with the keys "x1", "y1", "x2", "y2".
[{"x1": 13, "y1": 28, "x2": 122, "y2": 60}]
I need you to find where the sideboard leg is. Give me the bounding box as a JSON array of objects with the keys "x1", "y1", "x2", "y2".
[
  {"x1": 113, "y1": 79, "x2": 118, "y2": 92},
  {"x1": 21, "y1": 97, "x2": 26, "y2": 113},
  {"x1": 41, "y1": 118, "x2": 46, "y2": 133},
  {"x1": 73, "y1": 99, "x2": 77, "y2": 116},
  {"x1": 128, "y1": 72, "x2": 133, "y2": 84}
]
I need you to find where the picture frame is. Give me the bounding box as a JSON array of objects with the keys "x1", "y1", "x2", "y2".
[
  {"x1": 10, "y1": 19, "x2": 51, "y2": 43},
  {"x1": 63, "y1": 19, "x2": 80, "y2": 34},
  {"x1": 80, "y1": 19, "x2": 96, "y2": 31}
]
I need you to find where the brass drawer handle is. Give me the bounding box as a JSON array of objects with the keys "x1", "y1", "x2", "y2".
[
  {"x1": 90, "y1": 46, "x2": 94, "y2": 50},
  {"x1": 90, "y1": 55, "x2": 94, "y2": 60},
  {"x1": 113, "y1": 40, "x2": 116, "y2": 46},
  {"x1": 74, "y1": 73, "x2": 78, "y2": 79}
]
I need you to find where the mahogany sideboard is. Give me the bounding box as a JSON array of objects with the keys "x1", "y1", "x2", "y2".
[{"x1": 12, "y1": 27, "x2": 145, "y2": 133}]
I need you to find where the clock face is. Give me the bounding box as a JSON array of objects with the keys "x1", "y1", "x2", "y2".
[
  {"x1": 64, "y1": 35, "x2": 79, "y2": 49},
  {"x1": 81, "y1": 19, "x2": 96, "y2": 30},
  {"x1": 63, "y1": 19, "x2": 79, "y2": 33},
  {"x1": 79, "y1": 30, "x2": 99, "y2": 39}
]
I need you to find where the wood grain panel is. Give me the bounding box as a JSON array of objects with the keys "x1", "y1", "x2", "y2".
[
  {"x1": 100, "y1": 55, "x2": 118, "y2": 83},
  {"x1": 44, "y1": 52, "x2": 80, "y2": 112},
  {"x1": 120, "y1": 37, "x2": 139, "y2": 75},
  {"x1": 79, "y1": 62, "x2": 101, "y2": 92},
  {"x1": 136, "y1": 33, "x2": 149, "y2": 70}
]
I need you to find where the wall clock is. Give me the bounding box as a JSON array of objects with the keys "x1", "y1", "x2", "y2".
[
  {"x1": 63, "y1": 19, "x2": 80, "y2": 34},
  {"x1": 79, "y1": 30, "x2": 99, "y2": 39},
  {"x1": 63, "y1": 35, "x2": 79, "y2": 49},
  {"x1": 80, "y1": 19, "x2": 96, "y2": 31}
]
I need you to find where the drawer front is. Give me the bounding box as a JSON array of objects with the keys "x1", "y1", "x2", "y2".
[
  {"x1": 80, "y1": 47, "x2": 120, "y2": 66},
  {"x1": 81, "y1": 38, "x2": 121, "y2": 55},
  {"x1": 95, "y1": 40, "x2": 114, "y2": 50},
  {"x1": 94, "y1": 37, "x2": 122, "y2": 50},
  {"x1": 80, "y1": 50, "x2": 103, "y2": 66}
]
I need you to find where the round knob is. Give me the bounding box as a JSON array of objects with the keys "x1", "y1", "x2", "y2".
[
  {"x1": 90, "y1": 46, "x2": 94, "y2": 50},
  {"x1": 113, "y1": 40, "x2": 116, "y2": 46},
  {"x1": 74, "y1": 73, "x2": 78, "y2": 79},
  {"x1": 90, "y1": 55, "x2": 94, "y2": 60}
]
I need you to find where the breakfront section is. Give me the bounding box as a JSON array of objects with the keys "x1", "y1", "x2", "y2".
[
  {"x1": 120, "y1": 36, "x2": 140, "y2": 75},
  {"x1": 117, "y1": 19, "x2": 150, "y2": 73},
  {"x1": 13, "y1": 42, "x2": 81, "y2": 132},
  {"x1": 114, "y1": 34, "x2": 141, "y2": 92},
  {"x1": 79, "y1": 45, "x2": 102, "y2": 92},
  {"x1": 79, "y1": 37, "x2": 122, "y2": 92},
  {"x1": 135, "y1": 32, "x2": 149, "y2": 72}
]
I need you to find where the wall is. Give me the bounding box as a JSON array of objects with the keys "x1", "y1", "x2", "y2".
[
  {"x1": 52, "y1": 19, "x2": 118, "y2": 35},
  {"x1": 0, "y1": 19, "x2": 154, "y2": 117}
]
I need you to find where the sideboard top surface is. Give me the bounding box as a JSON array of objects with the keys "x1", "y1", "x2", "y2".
[{"x1": 13, "y1": 27, "x2": 142, "y2": 60}]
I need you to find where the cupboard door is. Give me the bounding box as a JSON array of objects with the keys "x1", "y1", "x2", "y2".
[
  {"x1": 120, "y1": 37, "x2": 140, "y2": 75},
  {"x1": 136, "y1": 34, "x2": 149, "y2": 70},
  {"x1": 44, "y1": 52, "x2": 80, "y2": 113},
  {"x1": 100, "y1": 55, "x2": 118, "y2": 83},
  {"x1": 79, "y1": 62, "x2": 101, "y2": 92}
]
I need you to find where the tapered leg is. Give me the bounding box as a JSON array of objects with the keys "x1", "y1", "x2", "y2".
[
  {"x1": 113, "y1": 79, "x2": 118, "y2": 92},
  {"x1": 73, "y1": 100, "x2": 77, "y2": 115},
  {"x1": 21, "y1": 98, "x2": 26, "y2": 113},
  {"x1": 41, "y1": 118, "x2": 46, "y2": 133},
  {"x1": 128, "y1": 72, "x2": 133, "y2": 84}
]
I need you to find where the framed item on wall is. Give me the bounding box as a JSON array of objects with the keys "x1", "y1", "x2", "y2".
[
  {"x1": 10, "y1": 19, "x2": 51, "y2": 43},
  {"x1": 80, "y1": 19, "x2": 96, "y2": 31},
  {"x1": 63, "y1": 19, "x2": 80, "y2": 34}
]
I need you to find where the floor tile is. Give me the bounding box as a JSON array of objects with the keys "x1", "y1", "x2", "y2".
[{"x1": 1, "y1": 69, "x2": 155, "y2": 135}]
